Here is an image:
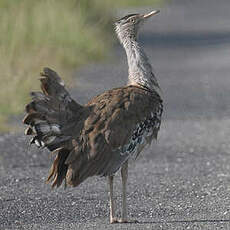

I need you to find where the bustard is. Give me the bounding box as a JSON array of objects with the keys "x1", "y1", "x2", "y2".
[{"x1": 23, "y1": 10, "x2": 163, "y2": 223}]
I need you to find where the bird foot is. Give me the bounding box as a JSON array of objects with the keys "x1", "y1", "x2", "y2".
[{"x1": 110, "y1": 217, "x2": 138, "y2": 224}]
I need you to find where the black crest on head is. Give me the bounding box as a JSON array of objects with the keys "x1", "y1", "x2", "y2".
[{"x1": 116, "y1": 14, "x2": 138, "y2": 23}]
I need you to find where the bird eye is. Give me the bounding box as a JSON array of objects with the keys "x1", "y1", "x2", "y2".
[{"x1": 129, "y1": 18, "x2": 136, "y2": 23}]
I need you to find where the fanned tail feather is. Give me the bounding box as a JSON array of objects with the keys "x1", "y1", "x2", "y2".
[
  {"x1": 23, "y1": 67, "x2": 83, "y2": 187},
  {"x1": 46, "y1": 148, "x2": 70, "y2": 188}
]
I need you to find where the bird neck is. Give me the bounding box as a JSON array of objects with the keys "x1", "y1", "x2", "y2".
[{"x1": 122, "y1": 37, "x2": 160, "y2": 93}]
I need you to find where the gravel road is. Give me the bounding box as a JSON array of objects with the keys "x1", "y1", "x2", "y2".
[{"x1": 1, "y1": 0, "x2": 230, "y2": 229}]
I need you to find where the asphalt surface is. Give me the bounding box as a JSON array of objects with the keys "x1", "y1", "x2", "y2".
[{"x1": 1, "y1": 0, "x2": 230, "y2": 229}]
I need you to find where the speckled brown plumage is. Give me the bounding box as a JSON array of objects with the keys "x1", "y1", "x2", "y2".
[
  {"x1": 66, "y1": 84, "x2": 162, "y2": 186},
  {"x1": 23, "y1": 67, "x2": 162, "y2": 188}
]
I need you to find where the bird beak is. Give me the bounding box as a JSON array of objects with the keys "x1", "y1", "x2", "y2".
[{"x1": 142, "y1": 10, "x2": 160, "y2": 19}]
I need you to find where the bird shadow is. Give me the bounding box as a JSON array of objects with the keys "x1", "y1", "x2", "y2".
[{"x1": 129, "y1": 219, "x2": 230, "y2": 225}]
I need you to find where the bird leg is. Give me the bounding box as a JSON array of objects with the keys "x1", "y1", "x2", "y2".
[
  {"x1": 119, "y1": 161, "x2": 138, "y2": 223},
  {"x1": 108, "y1": 163, "x2": 128, "y2": 224},
  {"x1": 108, "y1": 175, "x2": 117, "y2": 223},
  {"x1": 108, "y1": 161, "x2": 137, "y2": 224},
  {"x1": 120, "y1": 160, "x2": 128, "y2": 222}
]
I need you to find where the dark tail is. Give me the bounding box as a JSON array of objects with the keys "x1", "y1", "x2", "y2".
[{"x1": 23, "y1": 67, "x2": 83, "y2": 187}]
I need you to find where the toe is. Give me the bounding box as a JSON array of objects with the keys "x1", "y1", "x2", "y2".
[
  {"x1": 110, "y1": 217, "x2": 119, "y2": 224},
  {"x1": 118, "y1": 219, "x2": 139, "y2": 223}
]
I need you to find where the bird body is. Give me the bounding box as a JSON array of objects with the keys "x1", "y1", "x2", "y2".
[
  {"x1": 23, "y1": 10, "x2": 163, "y2": 223},
  {"x1": 25, "y1": 72, "x2": 162, "y2": 187}
]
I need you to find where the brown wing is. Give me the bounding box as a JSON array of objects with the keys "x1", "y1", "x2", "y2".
[{"x1": 65, "y1": 85, "x2": 163, "y2": 186}]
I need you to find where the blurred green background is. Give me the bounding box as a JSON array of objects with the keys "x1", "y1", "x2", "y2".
[{"x1": 0, "y1": 0, "x2": 161, "y2": 132}]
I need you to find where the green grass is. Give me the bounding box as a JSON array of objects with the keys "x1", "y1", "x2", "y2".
[{"x1": 0, "y1": 0, "x2": 162, "y2": 132}]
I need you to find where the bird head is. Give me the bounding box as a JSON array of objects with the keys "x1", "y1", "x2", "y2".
[{"x1": 115, "y1": 10, "x2": 160, "y2": 44}]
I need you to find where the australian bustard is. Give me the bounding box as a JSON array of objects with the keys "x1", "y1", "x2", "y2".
[{"x1": 23, "y1": 10, "x2": 163, "y2": 223}]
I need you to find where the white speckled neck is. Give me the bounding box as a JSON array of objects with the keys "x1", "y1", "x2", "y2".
[{"x1": 123, "y1": 37, "x2": 160, "y2": 94}]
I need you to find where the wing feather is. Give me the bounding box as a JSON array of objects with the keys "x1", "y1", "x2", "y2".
[{"x1": 65, "y1": 86, "x2": 163, "y2": 184}]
